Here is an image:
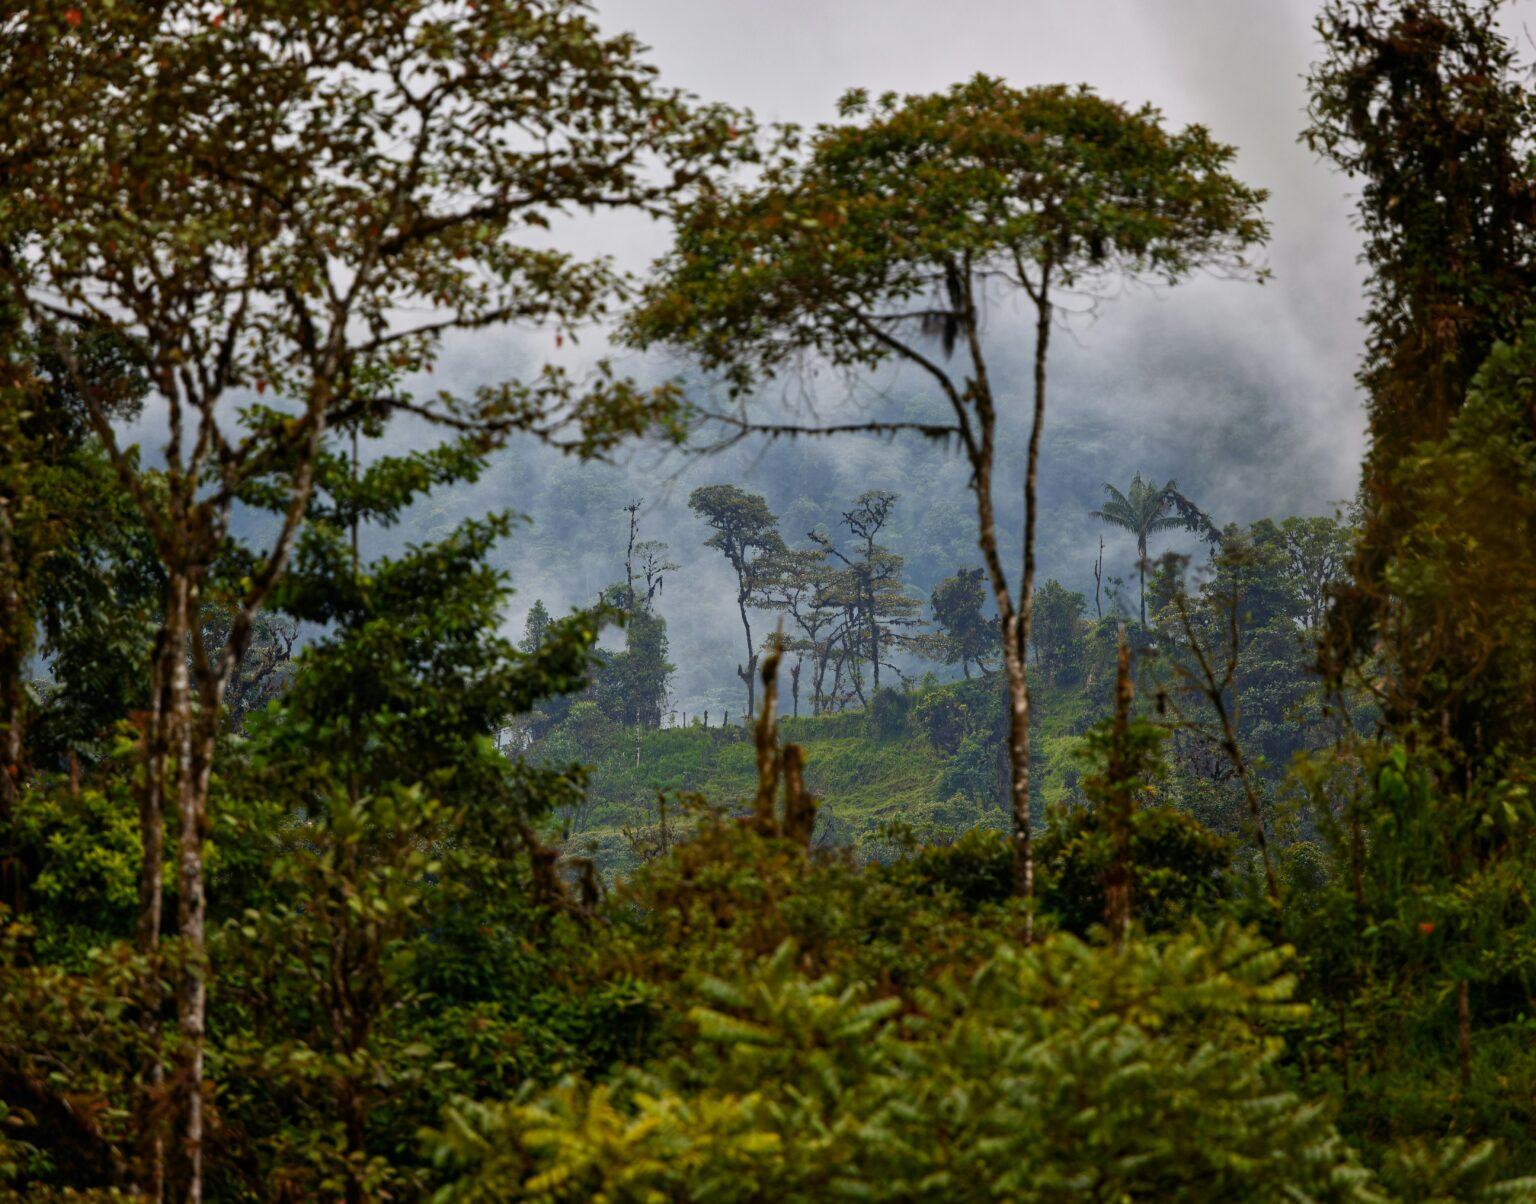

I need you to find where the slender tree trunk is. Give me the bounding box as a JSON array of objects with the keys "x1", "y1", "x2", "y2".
[
  {"x1": 165, "y1": 571, "x2": 210, "y2": 1203},
  {"x1": 1457, "y1": 979, "x2": 1473, "y2": 1088},
  {"x1": 960, "y1": 263, "x2": 1053, "y2": 942},
  {"x1": 1104, "y1": 630, "x2": 1135, "y2": 947},
  {"x1": 1138, "y1": 535, "x2": 1147, "y2": 626},
  {"x1": 868, "y1": 577, "x2": 880, "y2": 692},
  {"x1": 1002, "y1": 633, "x2": 1032, "y2": 932},
  {"x1": 0, "y1": 494, "x2": 25, "y2": 924},
  {"x1": 1094, "y1": 536, "x2": 1104, "y2": 619},
  {"x1": 969, "y1": 394, "x2": 1032, "y2": 933},
  {"x1": 0, "y1": 497, "x2": 24, "y2": 842},
  {"x1": 133, "y1": 584, "x2": 182, "y2": 1203},
  {"x1": 1014, "y1": 283, "x2": 1054, "y2": 934},
  {"x1": 736, "y1": 593, "x2": 756, "y2": 716}
]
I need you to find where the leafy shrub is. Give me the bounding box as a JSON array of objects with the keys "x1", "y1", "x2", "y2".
[
  {"x1": 1038, "y1": 802, "x2": 1231, "y2": 935},
  {"x1": 892, "y1": 805, "x2": 1229, "y2": 935},
  {"x1": 428, "y1": 924, "x2": 1399, "y2": 1202},
  {"x1": 911, "y1": 689, "x2": 971, "y2": 755},
  {"x1": 866, "y1": 687, "x2": 910, "y2": 739}
]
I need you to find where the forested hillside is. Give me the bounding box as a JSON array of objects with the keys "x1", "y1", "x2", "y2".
[{"x1": 1, "y1": 1, "x2": 1535, "y2": 1202}]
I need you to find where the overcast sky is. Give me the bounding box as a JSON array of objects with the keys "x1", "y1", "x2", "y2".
[{"x1": 580, "y1": 0, "x2": 1375, "y2": 497}]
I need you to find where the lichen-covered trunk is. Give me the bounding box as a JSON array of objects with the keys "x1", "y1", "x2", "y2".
[
  {"x1": 1001, "y1": 632, "x2": 1033, "y2": 921},
  {"x1": 173, "y1": 668, "x2": 213, "y2": 1204},
  {"x1": 971, "y1": 424, "x2": 1034, "y2": 940},
  {"x1": 957, "y1": 265, "x2": 1053, "y2": 932},
  {"x1": 174, "y1": 604, "x2": 237, "y2": 1204},
  {"x1": 0, "y1": 498, "x2": 24, "y2": 841},
  {"x1": 736, "y1": 591, "x2": 756, "y2": 717},
  {"x1": 132, "y1": 577, "x2": 184, "y2": 1203}
]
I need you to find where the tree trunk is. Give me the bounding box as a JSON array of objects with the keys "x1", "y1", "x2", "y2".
[
  {"x1": 1137, "y1": 536, "x2": 1147, "y2": 626},
  {"x1": 1013, "y1": 284, "x2": 1054, "y2": 936},
  {"x1": 969, "y1": 399, "x2": 1032, "y2": 934},
  {"x1": 133, "y1": 585, "x2": 181, "y2": 1202},
  {"x1": 1002, "y1": 634, "x2": 1033, "y2": 936},
  {"x1": 0, "y1": 495, "x2": 26, "y2": 928},
  {"x1": 167, "y1": 572, "x2": 211, "y2": 1203},
  {"x1": 868, "y1": 579, "x2": 880, "y2": 692},
  {"x1": 1104, "y1": 630, "x2": 1135, "y2": 946},
  {"x1": 960, "y1": 264, "x2": 1053, "y2": 943},
  {"x1": 1457, "y1": 978, "x2": 1472, "y2": 1089},
  {"x1": 0, "y1": 497, "x2": 24, "y2": 842},
  {"x1": 1094, "y1": 536, "x2": 1103, "y2": 619},
  {"x1": 736, "y1": 593, "x2": 756, "y2": 716}
]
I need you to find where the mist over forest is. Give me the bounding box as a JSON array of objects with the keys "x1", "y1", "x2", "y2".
[
  {"x1": 348, "y1": 0, "x2": 1380, "y2": 716},
  {"x1": 450, "y1": 306, "x2": 1357, "y2": 714}
]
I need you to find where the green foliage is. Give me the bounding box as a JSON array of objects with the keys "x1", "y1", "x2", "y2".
[
  {"x1": 10, "y1": 778, "x2": 143, "y2": 962},
  {"x1": 1307, "y1": 0, "x2": 1536, "y2": 462},
  {"x1": 689, "y1": 486, "x2": 784, "y2": 576},
  {"x1": 591, "y1": 606, "x2": 675, "y2": 730},
  {"x1": 5, "y1": 4, "x2": 1536, "y2": 1200},
  {"x1": 1360, "y1": 321, "x2": 1536, "y2": 753},
  {"x1": 927, "y1": 568, "x2": 995, "y2": 678},
  {"x1": 896, "y1": 805, "x2": 1230, "y2": 937},
  {"x1": 0, "y1": 909, "x2": 157, "y2": 1194},
  {"x1": 627, "y1": 77, "x2": 1267, "y2": 395},
  {"x1": 1029, "y1": 579, "x2": 1086, "y2": 685},
  {"x1": 0, "y1": 314, "x2": 156, "y2": 782},
  {"x1": 429, "y1": 924, "x2": 1396, "y2": 1202},
  {"x1": 1040, "y1": 805, "x2": 1231, "y2": 936},
  {"x1": 1309, "y1": 0, "x2": 1536, "y2": 755},
  {"x1": 866, "y1": 687, "x2": 909, "y2": 739}
]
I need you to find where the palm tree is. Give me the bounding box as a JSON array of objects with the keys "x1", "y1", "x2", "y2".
[{"x1": 1093, "y1": 474, "x2": 1216, "y2": 625}]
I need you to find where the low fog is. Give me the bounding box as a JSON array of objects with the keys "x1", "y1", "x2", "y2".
[
  {"x1": 233, "y1": 1, "x2": 1536, "y2": 712},
  {"x1": 401, "y1": 0, "x2": 1374, "y2": 713}
]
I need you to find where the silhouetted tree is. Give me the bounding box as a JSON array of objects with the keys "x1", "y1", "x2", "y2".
[
  {"x1": 1093, "y1": 474, "x2": 1216, "y2": 625},
  {"x1": 689, "y1": 485, "x2": 785, "y2": 715},
  {"x1": 928, "y1": 568, "x2": 994, "y2": 679},
  {"x1": 811, "y1": 491, "x2": 921, "y2": 700}
]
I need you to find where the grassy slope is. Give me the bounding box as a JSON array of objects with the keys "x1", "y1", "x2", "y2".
[{"x1": 558, "y1": 676, "x2": 1097, "y2": 877}]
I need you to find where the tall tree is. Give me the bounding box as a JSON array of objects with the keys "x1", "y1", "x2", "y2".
[
  {"x1": 520, "y1": 600, "x2": 554, "y2": 657},
  {"x1": 1307, "y1": 0, "x2": 1536, "y2": 752},
  {"x1": 1092, "y1": 474, "x2": 1216, "y2": 626},
  {"x1": 928, "y1": 568, "x2": 995, "y2": 680},
  {"x1": 1029, "y1": 579, "x2": 1087, "y2": 688},
  {"x1": 223, "y1": 479, "x2": 601, "y2": 1199},
  {"x1": 688, "y1": 485, "x2": 785, "y2": 716},
  {"x1": 1279, "y1": 515, "x2": 1354, "y2": 635},
  {"x1": 629, "y1": 79, "x2": 1267, "y2": 921},
  {"x1": 600, "y1": 502, "x2": 676, "y2": 735},
  {"x1": 1307, "y1": 0, "x2": 1536, "y2": 469},
  {"x1": 0, "y1": 3, "x2": 742, "y2": 1194},
  {"x1": 810, "y1": 490, "x2": 921, "y2": 699},
  {"x1": 758, "y1": 546, "x2": 839, "y2": 714}
]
